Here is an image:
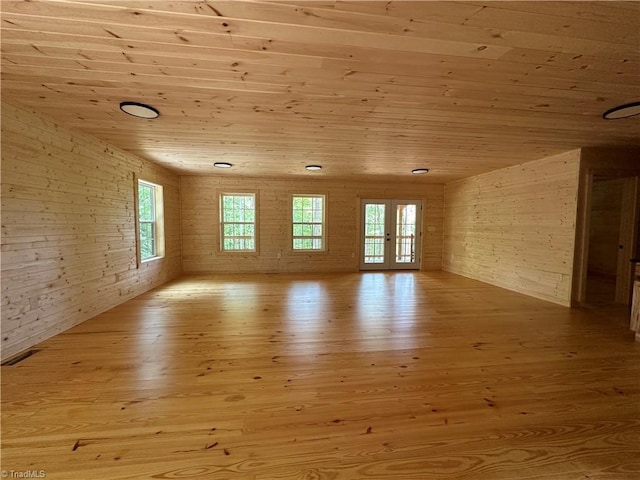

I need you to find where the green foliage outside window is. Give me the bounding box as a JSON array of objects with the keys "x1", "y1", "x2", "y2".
[
  {"x1": 292, "y1": 195, "x2": 324, "y2": 250},
  {"x1": 221, "y1": 194, "x2": 256, "y2": 251},
  {"x1": 363, "y1": 203, "x2": 385, "y2": 263},
  {"x1": 138, "y1": 182, "x2": 156, "y2": 260}
]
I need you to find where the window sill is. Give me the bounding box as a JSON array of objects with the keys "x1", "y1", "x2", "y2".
[
  {"x1": 141, "y1": 255, "x2": 164, "y2": 265},
  {"x1": 217, "y1": 250, "x2": 261, "y2": 257}
]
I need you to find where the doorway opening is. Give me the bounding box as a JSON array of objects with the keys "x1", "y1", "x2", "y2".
[{"x1": 584, "y1": 176, "x2": 639, "y2": 306}]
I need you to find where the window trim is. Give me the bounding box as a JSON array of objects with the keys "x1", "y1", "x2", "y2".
[
  {"x1": 219, "y1": 192, "x2": 258, "y2": 253},
  {"x1": 291, "y1": 194, "x2": 327, "y2": 253},
  {"x1": 135, "y1": 177, "x2": 165, "y2": 266}
]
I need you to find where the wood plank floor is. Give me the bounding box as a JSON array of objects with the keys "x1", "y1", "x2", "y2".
[{"x1": 2, "y1": 271, "x2": 639, "y2": 480}]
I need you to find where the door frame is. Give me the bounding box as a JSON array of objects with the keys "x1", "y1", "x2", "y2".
[
  {"x1": 359, "y1": 198, "x2": 423, "y2": 271},
  {"x1": 573, "y1": 172, "x2": 640, "y2": 305}
]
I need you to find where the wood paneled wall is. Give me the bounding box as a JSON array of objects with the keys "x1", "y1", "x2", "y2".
[
  {"x1": 588, "y1": 178, "x2": 624, "y2": 277},
  {"x1": 181, "y1": 176, "x2": 443, "y2": 273},
  {"x1": 443, "y1": 150, "x2": 581, "y2": 306},
  {"x1": 1, "y1": 102, "x2": 182, "y2": 361}
]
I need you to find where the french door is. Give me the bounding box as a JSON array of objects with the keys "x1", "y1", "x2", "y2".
[{"x1": 360, "y1": 199, "x2": 422, "y2": 270}]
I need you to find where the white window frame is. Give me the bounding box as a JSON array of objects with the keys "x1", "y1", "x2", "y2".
[
  {"x1": 291, "y1": 194, "x2": 326, "y2": 252},
  {"x1": 136, "y1": 178, "x2": 165, "y2": 265},
  {"x1": 220, "y1": 192, "x2": 257, "y2": 252}
]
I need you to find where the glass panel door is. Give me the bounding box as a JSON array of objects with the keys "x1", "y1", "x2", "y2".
[
  {"x1": 394, "y1": 202, "x2": 418, "y2": 265},
  {"x1": 362, "y1": 201, "x2": 389, "y2": 267},
  {"x1": 360, "y1": 199, "x2": 422, "y2": 270}
]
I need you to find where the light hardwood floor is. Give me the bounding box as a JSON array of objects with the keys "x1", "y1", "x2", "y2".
[{"x1": 2, "y1": 271, "x2": 639, "y2": 479}]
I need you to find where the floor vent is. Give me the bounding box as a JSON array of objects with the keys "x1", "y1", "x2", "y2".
[{"x1": 1, "y1": 349, "x2": 40, "y2": 366}]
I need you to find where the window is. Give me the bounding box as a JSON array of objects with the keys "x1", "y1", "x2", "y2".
[
  {"x1": 292, "y1": 195, "x2": 325, "y2": 251},
  {"x1": 137, "y1": 179, "x2": 164, "y2": 262},
  {"x1": 220, "y1": 193, "x2": 256, "y2": 251}
]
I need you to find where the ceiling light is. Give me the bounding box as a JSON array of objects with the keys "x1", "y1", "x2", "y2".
[
  {"x1": 305, "y1": 165, "x2": 322, "y2": 171},
  {"x1": 119, "y1": 101, "x2": 159, "y2": 119},
  {"x1": 602, "y1": 101, "x2": 640, "y2": 120},
  {"x1": 213, "y1": 162, "x2": 233, "y2": 168},
  {"x1": 412, "y1": 168, "x2": 429, "y2": 174}
]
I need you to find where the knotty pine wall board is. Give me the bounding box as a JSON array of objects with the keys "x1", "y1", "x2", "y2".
[
  {"x1": 180, "y1": 176, "x2": 443, "y2": 274},
  {"x1": 443, "y1": 150, "x2": 582, "y2": 306},
  {"x1": 1, "y1": 102, "x2": 182, "y2": 361}
]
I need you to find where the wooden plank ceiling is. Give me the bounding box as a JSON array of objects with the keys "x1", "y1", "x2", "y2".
[{"x1": 1, "y1": 1, "x2": 639, "y2": 182}]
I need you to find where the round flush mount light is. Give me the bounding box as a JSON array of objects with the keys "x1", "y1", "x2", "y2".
[
  {"x1": 412, "y1": 168, "x2": 430, "y2": 174},
  {"x1": 602, "y1": 101, "x2": 640, "y2": 120},
  {"x1": 119, "y1": 101, "x2": 159, "y2": 119},
  {"x1": 213, "y1": 162, "x2": 233, "y2": 168},
  {"x1": 305, "y1": 165, "x2": 322, "y2": 171}
]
